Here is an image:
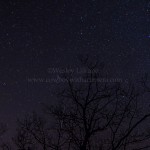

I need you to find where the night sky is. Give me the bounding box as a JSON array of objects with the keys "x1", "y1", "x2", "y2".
[{"x1": 0, "y1": 0, "x2": 150, "y2": 140}]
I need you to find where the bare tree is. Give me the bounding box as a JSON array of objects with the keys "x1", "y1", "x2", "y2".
[
  {"x1": 44, "y1": 58, "x2": 150, "y2": 150},
  {"x1": 15, "y1": 113, "x2": 51, "y2": 150},
  {"x1": 13, "y1": 125, "x2": 35, "y2": 150},
  {"x1": 15, "y1": 112, "x2": 69, "y2": 150},
  {"x1": 14, "y1": 57, "x2": 150, "y2": 150}
]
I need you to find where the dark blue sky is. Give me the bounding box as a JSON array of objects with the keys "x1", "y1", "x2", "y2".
[{"x1": 0, "y1": 0, "x2": 150, "y2": 139}]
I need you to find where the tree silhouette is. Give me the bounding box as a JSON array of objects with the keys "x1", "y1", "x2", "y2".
[
  {"x1": 15, "y1": 113, "x2": 51, "y2": 150},
  {"x1": 14, "y1": 57, "x2": 150, "y2": 150},
  {"x1": 44, "y1": 57, "x2": 150, "y2": 150},
  {"x1": 13, "y1": 124, "x2": 35, "y2": 150}
]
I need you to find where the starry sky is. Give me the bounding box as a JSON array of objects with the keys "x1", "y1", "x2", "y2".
[{"x1": 0, "y1": 0, "x2": 150, "y2": 138}]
